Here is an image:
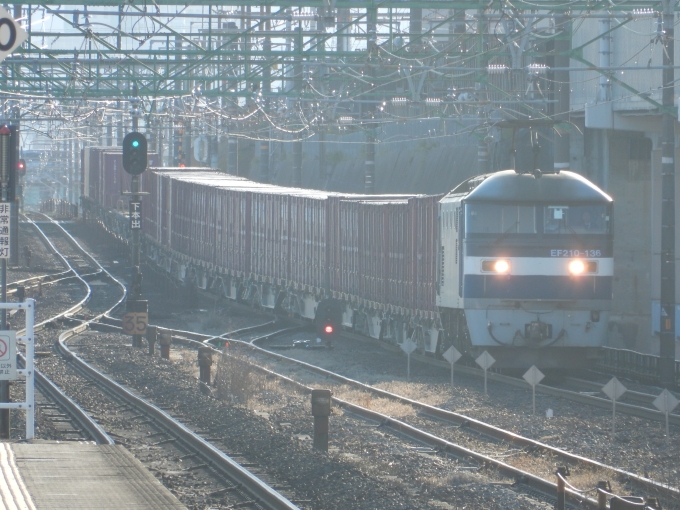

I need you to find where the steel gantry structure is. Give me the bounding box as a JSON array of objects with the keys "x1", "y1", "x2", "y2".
[{"x1": 5, "y1": 1, "x2": 675, "y2": 160}]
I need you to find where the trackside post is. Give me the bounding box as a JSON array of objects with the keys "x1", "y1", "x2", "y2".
[
  {"x1": 159, "y1": 331, "x2": 172, "y2": 359},
  {"x1": 311, "y1": 389, "x2": 332, "y2": 452},
  {"x1": 555, "y1": 466, "x2": 569, "y2": 510},
  {"x1": 198, "y1": 347, "x2": 213, "y2": 384}
]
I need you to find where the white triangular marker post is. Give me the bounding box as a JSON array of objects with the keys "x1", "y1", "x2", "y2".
[
  {"x1": 442, "y1": 346, "x2": 462, "y2": 390},
  {"x1": 475, "y1": 351, "x2": 495, "y2": 395},
  {"x1": 523, "y1": 365, "x2": 545, "y2": 416},
  {"x1": 602, "y1": 377, "x2": 627, "y2": 437}
]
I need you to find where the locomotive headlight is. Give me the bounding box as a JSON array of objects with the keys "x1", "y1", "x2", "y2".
[
  {"x1": 568, "y1": 259, "x2": 586, "y2": 275},
  {"x1": 494, "y1": 260, "x2": 510, "y2": 273},
  {"x1": 482, "y1": 259, "x2": 510, "y2": 273}
]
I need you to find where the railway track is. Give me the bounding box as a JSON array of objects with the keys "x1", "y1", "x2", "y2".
[
  {"x1": 358, "y1": 339, "x2": 680, "y2": 428},
  {"x1": 208, "y1": 330, "x2": 680, "y2": 507},
  {"x1": 86, "y1": 311, "x2": 678, "y2": 508},
  {"x1": 19, "y1": 214, "x2": 303, "y2": 510},
  {"x1": 50, "y1": 216, "x2": 680, "y2": 508}
]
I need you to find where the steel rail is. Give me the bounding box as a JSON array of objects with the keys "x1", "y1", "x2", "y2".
[
  {"x1": 92, "y1": 318, "x2": 658, "y2": 509},
  {"x1": 242, "y1": 360, "x2": 598, "y2": 508},
  {"x1": 136, "y1": 310, "x2": 679, "y2": 505},
  {"x1": 561, "y1": 376, "x2": 680, "y2": 408},
  {"x1": 56, "y1": 325, "x2": 301, "y2": 510},
  {"x1": 14, "y1": 215, "x2": 117, "y2": 443},
  {"x1": 91, "y1": 316, "x2": 584, "y2": 510},
  {"x1": 34, "y1": 216, "x2": 300, "y2": 510},
  {"x1": 150, "y1": 326, "x2": 599, "y2": 509},
  {"x1": 17, "y1": 355, "x2": 114, "y2": 444},
  {"x1": 239, "y1": 338, "x2": 680, "y2": 503},
  {"x1": 371, "y1": 340, "x2": 680, "y2": 428}
]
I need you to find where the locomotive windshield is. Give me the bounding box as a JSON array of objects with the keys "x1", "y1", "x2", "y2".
[
  {"x1": 466, "y1": 204, "x2": 535, "y2": 234},
  {"x1": 465, "y1": 203, "x2": 610, "y2": 236},
  {"x1": 543, "y1": 205, "x2": 609, "y2": 234}
]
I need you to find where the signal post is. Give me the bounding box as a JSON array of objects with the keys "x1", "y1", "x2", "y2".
[
  {"x1": 0, "y1": 125, "x2": 20, "y2": 437},
  {"x1": 122, "y1": 132, "x2": 148, "y2": 348}
]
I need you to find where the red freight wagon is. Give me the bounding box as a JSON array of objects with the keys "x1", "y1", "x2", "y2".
[
  {"x1": 101, "y1": 152, "x2": 160, "y2": 211},
  {"x1": 290, "y1": 194, "x2": 328, "y2": 289},
  {"x1": 386, "y1": 200, "x2": 411, "y2": 309},
  {"x1": 82, "y1": 146, "x2": 112, "y2": 201},
  {"x1": 409, "y1": 194, "x2": 442, "y2": 313}
]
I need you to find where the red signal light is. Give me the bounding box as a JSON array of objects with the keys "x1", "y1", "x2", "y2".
[{"x1": 324, "y1": 325, "x2": 334, "y2": 334}]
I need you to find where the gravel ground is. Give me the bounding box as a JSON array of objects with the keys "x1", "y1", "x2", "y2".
[
  {"x1": 32, "y1": 328, "x2": 292, "y2": 510},
  {"x1": 68, "y1": 331, "x2": 554, "y2": 510},
  {"x1": 251, "y1": 332, "x2": 680, "y2": 506}
]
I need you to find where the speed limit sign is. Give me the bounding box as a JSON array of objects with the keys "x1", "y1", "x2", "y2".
[
  {"x1": 0, "y1": 7, "x2": 27, "y2": 64},
  {"x1": 122, "y1": 312, "x2": 148, "y2": 335},
  {"x1": 124, "y1": 299, "x2": 148, "y2": 335}
]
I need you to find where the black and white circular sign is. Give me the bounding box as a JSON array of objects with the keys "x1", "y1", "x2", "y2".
[{"x1": 0, "y1": 7, "x2": 27, "y2": 64}]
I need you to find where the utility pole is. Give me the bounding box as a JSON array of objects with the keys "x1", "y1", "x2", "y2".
[
  {"x1": 553, "y1": 14, "x2": 571, "y2": 173},
  {"x1": 292, "y1": 25, "x2": 303, "y2": 187},
  {"x1": 0, "y1": 125, "x2": 15, "y2": 438},
  {"x1": 659, "y1": 0, "x2": 676, "y2": 387}
]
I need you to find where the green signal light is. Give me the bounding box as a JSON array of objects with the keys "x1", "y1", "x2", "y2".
[{"x1": 132, "y1": 140, "x2": 140, "y2": 148}]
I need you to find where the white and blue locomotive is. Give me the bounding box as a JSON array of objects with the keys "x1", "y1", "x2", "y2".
[{"x1": 437, "y1": 170, "x2": 613, "y2": 369}]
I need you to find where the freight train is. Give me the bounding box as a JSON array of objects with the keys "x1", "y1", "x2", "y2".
[{"x1": 81, "y1": 149, "x2": 613, "y2": 369}]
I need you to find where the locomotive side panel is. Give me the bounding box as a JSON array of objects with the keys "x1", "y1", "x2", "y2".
[{"x1": 437, "y1": 196, "x2": 463, "y2": 310}]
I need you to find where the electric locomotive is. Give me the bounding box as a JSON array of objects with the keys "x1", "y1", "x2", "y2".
[{"x1": 437, "y1": 170, "x2": 613, "y2": 369}]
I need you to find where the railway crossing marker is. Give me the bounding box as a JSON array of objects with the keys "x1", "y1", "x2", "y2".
[
  {"x1": 400, "y1": 338, "x2": 417, "y2": 381},
  {"x1": 653, "y1": 389, "x2": 679, "y2": 440},
  {"x1": 602, "y1": 377, "x2": 626, "y2": 437},
  {"x1": 442, "y1": 346, "x2": 462, "y2": 389},
  {"x1": 522, "y1": 365, "x2": 545, "y2": 415},
  {"x1": 475, "y1": 351, "x2": 495, "y2": 395}
]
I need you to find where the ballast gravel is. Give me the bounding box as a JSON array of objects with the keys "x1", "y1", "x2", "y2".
[{"x1": 68, "y1": 331, "x2": 554, "y2": 510}]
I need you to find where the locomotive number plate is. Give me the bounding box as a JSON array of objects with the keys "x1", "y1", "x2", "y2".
[
  {"x1": 122, "y1": 312, "x2": 148, "y2": 335},
  {"x1": 550, "y1": 249, "x2": 602, "y2": 257}
]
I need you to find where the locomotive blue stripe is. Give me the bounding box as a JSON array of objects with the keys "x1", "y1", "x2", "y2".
[
  {"x1": 462, "y1": 274, "x2": 612, "y2": 300},
  {"x1": 464, "y1": 243, "x2": 613, "y2": 258}
]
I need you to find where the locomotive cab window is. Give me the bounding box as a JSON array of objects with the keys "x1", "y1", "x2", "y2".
[
  {"x1": 465, "y1": 204, "x2": 536, "y2": 235},
  {"x1": 543, "y1": 205, "x2": 609, "y2": 235}
]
